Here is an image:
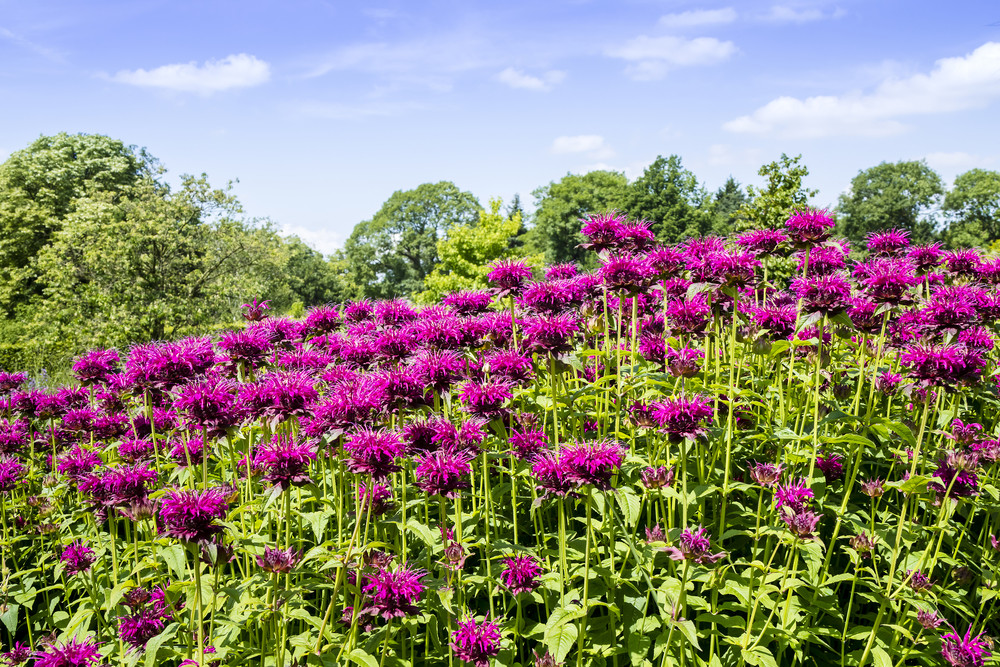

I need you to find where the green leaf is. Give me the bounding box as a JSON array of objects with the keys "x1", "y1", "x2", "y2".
[
  {"x1": 544, "y1": 621, "x2": 579, "y2": 663},
  {"x1": 144, "y1": 622, "x2": 180, "y2": 667},
  {"x1": 160, "y1": 544, "x2": 188, "y2": 581},
  {"x1": 872, "y1": 646, "x2": 892, "y2": 667},
  {"x1": 616, "y1": 488, "x2": 642, "y2": 528},
  {"x1": 345, "y1": 649, "x2": 380, "y2": 667},
  {"x1": 0, "y1": 604, "x2": 18, "y2": 634}
]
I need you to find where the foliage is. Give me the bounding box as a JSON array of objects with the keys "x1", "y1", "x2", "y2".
[
  {"x1": 344, "y1": 181, "x2": 481, "y2": 299},
  {"x1": 528, "y1": 171, "x2": 627, "y2": 267},
  {"x1": 418, "y1": 198, "x2": 543, "y2": 303},
  {"x1": 0, "y1": 132, "x2": 156, "y2": 311},
  {"x1": 942, "y1": 168, "x2": 1000, "y2": 248},
  {"x1": 620, "y1": 154, "x2": 712, "y2": 243},
  {"x1": 737, "y1": 153, "x2": 817, "y2": 232},
  {"x1": 283, "y1": 236, "x2": 354, "y2": 306},
  {"x1": 836, "y1": 160, "x2": 945, "y2": 245},
  {"x1": 708, "y1": 176, "x2": 747, "y2": 236}
]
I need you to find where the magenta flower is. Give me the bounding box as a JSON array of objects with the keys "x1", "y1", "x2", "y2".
[
  {"x1": 664, "y1": 526, "x2": 726, "y2": 565},
  {"x1": 60, "y1": 541, "x2": 96, "y2": 576},
  {"x1": 373, "y1": 299, "x2": 418, "y2": 327},
  {"x1": 343, "y1": 299, "x2": 374, "y2": 322},
  {"x1": 118, "y1": 586, "x2": 175, "y2": 651},
  {"x1": 651, "y1": 395, "x2": 714, "y2": 442},
  {"x1": 866, "y1": 229, "x2": 910, "y2": 256},
  {"x1": 780, "y1": 508, "x2": 822, "y2": 539},
  {"x1": 663, "y1": 296, "x2": 710, "y2": 335},
  {"x1": 641, "y1": 466, "x2": 675, "y2": 489},
  {"x1": 519, "y1": 280, "x2": 575, "y2": 314},
  {"x1": 2, "y1": 642, "x2": 29, "y2": 665},
  {"x1": 172, "y1": 378, "x2": 238, "y2": 432},
  {"x1": 344, "y1": 428, "x2": 405, "y2": 479},
  {"x1": 72, "y1": 348, "x2": 120, "y2": 386},
  {"x1": 487, "y1": 258, "x2": 534, "y2": 296},
  {"x1": 785, "y1": 208, "x2": 835, "y2": 245},
  {"x1": 0, "y1": 372, "x2": 28, "y2": 394},
  {"x1": 459, "y1": 381, "x2": 512, "y2": 420},
  {"x1": 907, "y1": 243, "x2": 945, "y2": 272},
  {"x1": 645, "y1": 246, "x2": 686, "y2": 277},
  {"x1": 57, "y1": 445, "x2": 102, "y2": 480},
  {"x1": 666, "y1": 346, "x2": 704, "y2": 378},
  {"x1": 944, "y1": 249, "x2": 982, "y2": 277},
  {"x1": 34, "y1": 638, "x2": 102, "y2": 667},
  {"x1": 241, "y1": 297, "x2": 271, "y2": 321},
  {"x1": 916, "y1": 610, "x2": 943, "y2": 630},
  {"x1": 363, "y1": 563, "x2": 426, "y2": 619},
  {"x1": 254, "y1": 433, "x2": 317, "y2": 489},
  {"x1": 703, "y1": 250, "x2": 759, "y2": 287},
  {"x1": 941, "y1": 625, "x2": 992, "y2": 667},
  {"x1": 579, "y1": 211, "x2": 626, "y2": 252},
  {"x1": 0, "y1": 454, "x2": 26, "y2": 493},
  {"x1": 790, "y1": 272, "x2": 852, "y2": 314},
  {"x1": 599, "y1": 254, "x2": 655, "y2": 292},
  {"x1": 748, "y1": 462, "x2": 783, "y2": 487},
  {"x1": 256, "y1": 546, "x2": 301, "y2": 573},
  {"x1": 158, "y1": 486, "x2": 231, "y2": 543},
  {"x1": 509, "y1": 428, "x2": 547, "y2": 460},
  {"x1": 561, "y1": 440, "x2": 625, "y2": 490},
  {"x1": 169, "y1": 437, "x2": 207, "y2": 467},
  {"x1": 522, "y1": 314, "x2": 578, "y2": 354},
  {"x1": 735, "y1": 229, "x2": 788, "y2": 254},
  {"x1": 500, "y1": 555, "x2": 543, "y2": 594},
  {"x1": 545, "y1": 263, "x2": 578, "y2": 280},
  {"x1": 451, "y1": 616, "x2": 502, "y2": 667},
  {"x1": 484, "y1": 349, "x2": 534, "y2": 384},
  {"x1": 532, "y1": 451, "x2": 576, "y2": 498},
  {"x1": 816, "y1": 453, "x2": 843, "y2": 482},
  {"x1": 900, "y1": 343, "x2": 985, "y2": 387},
  {"x1": 775, "y1": 478, "x2": 814, "y2": 512},
  {"x1": 414, "y1": 450, "x2": 472, "y2": 497},
  {"x1": 358, "y1": 482, "x2": 395, "y2": 515}
]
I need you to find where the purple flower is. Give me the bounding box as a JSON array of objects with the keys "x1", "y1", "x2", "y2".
[
  {"x1": 780, "y1": 508, "x2": 822, "y2": 539},
  {"x1": 256, "y1": 546, "x2": 301, "y2": 573},
  {"x1": 532, "y1": 451, "x2": 576, "y2": 498},
  {"x1": 60, "y1": 541, "x2": 96, "y2": 575},
  {"x1": 907, "y1": 243, "x2": 945, "y2": 273},
  {"x1": 750, "y1": 301, "x2": 797, "y2": 339},
  {"x1": 791, "y1": 272, "x2": 852, "y2": 314},
  {"x1": 158, "y1": 486, "x2": 231, "y2": 543},
  {"x1": 488, "y1": 259, "x2": 534, "y2": 296},
  {"x1": 2, "y1": 642, "x2": 30, "y2": 665},
  {"x1": 357, "y1": 564, "x2": 425, "y2": 621},
  {"x1": 748, "y1": 462, "x2": 783, "y2": 487},
  {"x1": 916, "y1": 610, "x2": 943, "y2": 630},
  {"x1": 0, "y1": 454, "x2": 26, "y2": 493},
  {"x1": 343, "y1": 299, "x2": 374, "y2": 322},
  {"x1": 57, "y1": 445, "x2": 102, "y2": 479},
  {"x1": 775, "y1": 478, "x2": 814, "y2": 512},
  {"x1": 545, "y1": 263, "x2": 578, "y2": 280},
  {"x1": 241, "y1": 297, "x2": 271, "y2": 321},
  {"x1": 374, "y1": 299, "x2": 418, "y2": 327},
  {"x1": 500, "y1": 555, "x2": 543, "y2": 594},
  {"x1": 358, "y1": 482, "x2": 395, "y2": 515},
  {"x1": 704, "y1": 250, "x2": 759, "y2": 287},
  {"x1": 641, "y1": 466, "x2": 675, "y2": 489},
  {"x1": 519, "y1": 280, "x2": 575, "y2": 314},
  {"x1": 645, "y1": 246, "x2": 686, "y2": 277},
  {"x1": 735, "y1": 229, "x2": 788, "y2": 254},
  {"x1": 118, "y1": 586, "x2": 175, "y2": 651},
  {"x1": 664, "y1": 526, "x2": 727, "y2": 565},
  {"x1": 254, "y1": 434, "x2": 317, "y2": 489},
  {"x1": 509, "y1": 428, "x2": 547, "y2": 460},
  {"x1": 855, "y1": 258, "x2": 918, "y2": 303},
  {"x1": 304, "y1": 304, "x2": 340, "y2": 333},
  {"x1": 944, "y1": 249, "x2": 982, "y2": 277},
  {"x1": 599, "y1": 254, "x2": 655, "y2": 292},
  {"x1": 34, "y1": 638, "x2": 102, "y2": 667},
  {"x1": 170, "y1": 437, "x2": 207, "y2": 467},
  {"x1": 663, "y1": 296, "x2": 710, "y2": 335},
  {"x1": 72, "y1": 348, "x2": 120, "y2": 385},
  {"x1": 344, "y1": 428, "x2": 405, "y2": 480},
  {"x1": 218, "y1": 329, "x2": 271, "y2": 365},
  {"x1": 561, "y1": 440, "x2": 625, "y2": 490},
  {"x1": 866, "y1": 229, "x2": 910, "y2": 256},
  {"x1": 651, "y1": 395, "x2": 714, "y2": 442},
  {"x1": 849, "y1": 531, "x2": 876, "y2": 558},
  {"x1": 522, "y1": 314, "x2": 578, "y2": 354},
  {"x1": 459, "y1": 381, "x2": 512, "y2": 420},
  {"x1": 860, "y1": 478, "x2": 885, "y2": 498},
  {"x1": 666, "y1": 346, "x2": 704, "y2": 378},
  {"x1": 0, "y1": 372, "x2": 28, "y2": 394},
  {"x1": 451, "y1": 616, "x2": 502, "y2": 667},
  {"x1": 484, "y1": 350, "x2": 533, "y2": 384},
  {"x1": 414, "y1": 450, "x2": 471, "y2": 497},
  {"x1": 172, "y1": 378, "x2": 238, "y2": 433},
  {"x1": 900, "y1": 343, "x2": 985, "y2": 387},
  {"x1": 118, "y1": 438, "x2": 154, "y2": 463},
  {"x1": 941, "y1": 625, "x2": 992, "y2": 667},
  {"x1": 443, "y1": 290, "x2": 494, "y2": 315},
  {"x1": 616, "y1": 220, "x2": 656, "y2": 253},
  {"x1": 785, "y1": 208, "x2": 835, "y2": 245},
  {"x1": 579, "y1": 211, "x2": 626, "y2": 252},
  {"x1": 816, "y1": 453, "x2": 843, "y2": 481}
]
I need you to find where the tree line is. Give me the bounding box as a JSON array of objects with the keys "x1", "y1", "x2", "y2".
[{"x1": 2, "y1": 132, "x2": 998, "y2": 373}]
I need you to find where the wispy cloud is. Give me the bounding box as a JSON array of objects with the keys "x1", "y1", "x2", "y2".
[
  {"x1": 607, "y1": 35, "x2": 737, "y2": 80},
  {"x1": 0, "y1": 25, "x2": 63, "y2": 61},
  {"x1": 496, "y1": 67, "x2": 565, "y2": 91},
  {"x1": 659, "y1": 8, "x2": 738, "y2": 29},
  {"x1": 724, "y1": 42, "x2": 1000, "y2": 138},
  {"x1": 759, "y1": 5, "x2": 846, "y2": 23},
  {"x1": 551, "y1": 135, "x2": 614, "y2": 159},
  {"x1": 110, "y1": 54, "x2": 270, "y2": 94}
]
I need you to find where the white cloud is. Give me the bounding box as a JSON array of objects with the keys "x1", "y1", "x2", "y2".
[
  {"x1": 496, "y1": 67, "x2": 565, "y2": 91},
  {"x1": 280, "y1": 224, "x2": 345, "y2": 255},
  {"x1": 724, "y1": 42, "x2": 1000, "y2": 138},
  {"x1": 111, "y1": 54, "x2": 270, "y2": 94},
  {"x1": 659, "y1": 8, "x2": 738, "y2": 29},
  {"x1": 551, "y1": 135, "x2": 614, "y2": 159},
  {"x1": 760, "y1": 5, "x2": 845, "y2": 23},
  {"x1": 607, "y1": 35, "x2": 737, "y2": 80}
]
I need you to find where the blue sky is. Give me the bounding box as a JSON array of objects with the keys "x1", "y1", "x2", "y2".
[{"x1": 2, "y1": 0, "x2": 999, "y2": 254}]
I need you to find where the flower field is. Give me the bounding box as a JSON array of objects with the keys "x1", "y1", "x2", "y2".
[{"x1": 2, "y1": 210, "x2": 999, "y2": 667}]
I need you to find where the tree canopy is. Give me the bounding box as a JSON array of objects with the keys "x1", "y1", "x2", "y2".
[
  {"x1": 620, "y1": 155, "x2": 711, "y2": 243},
  {"x1": 836, "y1": 160, "x2": 944, "y2": 245},
  {"x1": 737, "y1": 154, "x2": 817, "y2": 232},
  {"x1": 942, "y1": 168, "x2": 1000, "y2": 248},
  {"x1": 343, "y1": 181, "x2": 481, "y2": 299}
]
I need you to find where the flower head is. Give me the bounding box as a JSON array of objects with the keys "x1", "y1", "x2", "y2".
[
  {"x1": 664, "y1": 526, "x2": 726, "y2": 565},
  {"x1": 451, "y1": 616, "x2": 502, "y2": 667},
  {"x1": 488, "y1": 259, "x2": 533, "y2": 296},
  {"x1": 941, "y1": 625, "x2": 992, "y2": 667},
  {"x1": 415, "y1": 450, "x2": 471, "y2": 497},
  {"x1": 364, "y1": 563, "x2": 426, "y2": 619},
  {"x1": 254, "y1": 433, "x2": 317, "y2": 489},
  {"x1": 61, "y1": 541, "x2": 96, "y2": 576},
  {"x1": 748, "y1": 462, "x2": 783, "y2": 487},
  {"x1": 522, "y1": 314, "x2": 578, "y2": 354},
  {"x1": 785, "y1": 208, "x2": 835, "y2": 245},
  {"x1": 651, "y1": 395, "x2": 714, "y2": 442},
  {"x1": 256, "y1": 546, "x2": 301, "y2": 574},
  {"x1": 0, "y1": 454, "x2": 26, "y2": 493},
  {"x1": 72, "y1": 348, "x2": 120, "y2": 386},
  {"x1": 560, "y1": 440, "x2": 624, "y2": 490},
  {"x1": 775, "y1": 478, "x2": 814, "y2": 513},
  {"x1": 579, "y1": 211, "x2": 626, "y2": 252},
  {"x1": 735, "y1": 229, "x2": 788, "y2": 254},
  {"x1": 158, "y1": 486, "x2": 231, "y2": 543},
  {"x1": 344, "y1": 428, "x2": 405, "y2": 480},
  {"x1": 34, "y1": 638, "x2": 101, "y2": 667},
  {"x1": 500, "y1": 555, "x2": 542, "y2": 594},
  {"x1": 866, "y1": 229, "x2": 910, "y2": 256}
]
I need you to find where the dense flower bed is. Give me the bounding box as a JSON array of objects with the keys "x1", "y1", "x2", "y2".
[{"x1": 1, "y1": 212, "x2": 999, "y2": 667}]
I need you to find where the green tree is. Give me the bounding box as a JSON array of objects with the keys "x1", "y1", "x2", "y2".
[
  {"x1": 418, "y1": 198, "x2": 544, "y2": 303},
  {"x1": 528, "y1": 171, "x2": 627, "y2": 267},
  {"x1": 23, "y1": 175, "x2": 289, "y2": 361},
  {"x1": 708, "y1": 176, "x2": 747, "y2": 236},
  {"x1": 344, "y1": 182, "x2": 481, "y2": 299},
  {"x1": 0, "y1": 132, "x2": 156, "y2": 311},
  {"x1": 836, "y1": 160, "x2": 944, "y2": 245},
  {"x1": 282, "y1": 236, "x2": 352, "y2": 306},
  {"x1": 942, "y1": 168, "x2": 1000, "y2": 248},
  {"x1": 737, "y1": 154, "x2": 817, "y2": 232},
  {"x1": 620, "y1": 155, "x2": 710, "y2": 243}
]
